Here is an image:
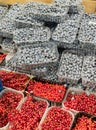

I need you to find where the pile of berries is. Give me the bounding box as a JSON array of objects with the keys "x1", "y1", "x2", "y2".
[
  {"x1": 27, "y1": 80, "x2": 66, "y2": 102},
  {"x1": 8, "y1": 96, "x2": 47, "y2": 130},
  {"x1": 41, "y1": 107, "x2": 72, "y2": 130},
  {"x1": 0, "y1": 91, "x2": 23, "y2": 127},
  {"x1": 64, "y1": 92, "x2": 96, "y2": 115},
  {"x1": 73, "y1": 115, "x2": 96, "y2": 130},
  {"x1": 0, "y1": 70, "x2": 30, "y2": 91},
  {"x1": 0, "y1": 53, "x2": 7, "y2": 63}
]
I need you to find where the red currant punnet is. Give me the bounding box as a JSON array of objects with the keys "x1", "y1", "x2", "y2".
[
  {"x1": 8, "y1": 96, "x2": 48, "y2": 130},
  {"x1": 27, "y1": 80, "x2": 66, "y2": 102},
  {"x1": 0, "y1": 91, "x2": 23, "y2": 128},
  {"x1": 0, "y1": 70, "x2": 30, "y2": 91},
  {"x1": 41, "y1": 107, "x2": 73, "y2": 130},
  {"x1": 64, "y1": 92, "x2": 96, "y2": 116},
  {"x1": 73, "y1": 115, "x2": 96, "y2": 130}
]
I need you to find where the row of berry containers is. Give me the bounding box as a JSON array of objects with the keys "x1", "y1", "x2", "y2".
[
  {"x1": 0, "y1": 68, "x2": 96, "y2": 110},
  {"x1": 0, "y1": 81, "x2": 96, "y2": 129},
  {"x1": 2, "y1": 93, "x2": 95, "y2": 130}
]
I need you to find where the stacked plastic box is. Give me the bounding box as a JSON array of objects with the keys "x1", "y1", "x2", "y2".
[{"x1": 6, "y1": 43, "x2": 59, "y2": 77}]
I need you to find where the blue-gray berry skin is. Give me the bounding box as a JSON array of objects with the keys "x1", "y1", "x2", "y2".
[
  {"x1": 82, "y1": 56, "x2": 96, "y2": 89},
  {"x1": 78, "y1": 13, "x2": 96, "y2": 50},
  {"x1": 0, "y1": 5, "x2": 8, "y2": 19},
  {"x1": 57, "y1": 52, "x2": 83, "y2": 84},
  {"x1": 0, "y1": 4, "x2": 24, "y2": 38},
  {"x1": 52, "y1": 20, "x2": 79, "y2": 48},
  {"x1": 13, "y1": 27, "x2": 51, "y2": 45},
  {"x1": 6, "y1": 44, "x2": 59, "y2": 77},
  {"x1": 22, "y1": 2, "x2": 68, "y2": 23}
]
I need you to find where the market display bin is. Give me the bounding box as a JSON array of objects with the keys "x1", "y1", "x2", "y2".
[
  {"x1": 62, "y1": 87, "x2": 96, "y2": 116},
  {"x1": 8, "y1": 96, "x2": 49, "y2": 130},
  {"x1": 26, "y1": 77, "x2": 67, "y2": 107},
  {"x1": 0, "y1": 88, "x2": 24, "y2": 130},
  {"x1": 0, "y1": 69, "x2": 32, "y2": 92},
  {"x1": 38, "y1": 106, "x2": 74, "y2": 130},
  {"x1": 13, "y1": 95, "x2": 49, "y2": 111},
  {"x1": 57, "y1": 50, "x2": 83, "y2": 84},
  {"x1": 52, "y1": 20, "x2": 80, "y2": 49},
  {"x1": 6, "y1": 43, "x2": 59, "y2": 78},
  {"x1": 13, "y1": 26, "x2": 51, "y2": 45},
  {"x1": 62, "y1": 87, "x2": 84, "y2": 114},
  {"x1": 22, "y1": 2, "x2": 69, "y2": 23},
  {"x1": 78, "y1": 23, "x2": 96, "y2": 52},
  {"x1": 70, "y1": 112, "x2": 96, "y2": 130},
  {"x1": 81, "y1": 55, "x2": 96, "y2": 90}
]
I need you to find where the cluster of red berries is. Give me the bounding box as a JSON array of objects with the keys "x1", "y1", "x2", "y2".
[
  {"x1": 0, "y1": 53, "x2": 7, "y2": 63},
  {"x1": 0, "y1": 91, "x2": 23, "y2": 127},
  {"x1": 41, "y1": 107, "x2": 72, "y2": 130},
  {"x1": 73, "y1": 115, "x2": 96, "y2": 130},
  {"x1": 0, "y1": 70, "x2": 30, "y2": 91},
  {"x1": 64, "y1": 92, "x2": 96, "y2": 115},
  {"x1": 27, "y1": 81, "x2": 66, "y2": 102},
  {"x1": 27, "y1": 80, "x2": 34, "y2": 92},
  {"x1": 8, "y1": 96, "x2": 47, "y2": 130}
]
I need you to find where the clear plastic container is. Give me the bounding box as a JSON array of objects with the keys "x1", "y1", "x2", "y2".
[
  {"x1": 38, "y1": 106, "x2": 74, "y2": 130},
  {"x1": 0, "y1": 88, "x2": 24, "y2": 130},
  {"x1": 8, "y1": 96, "x2": 49, "y2": 130},
  {"x1": 0, "y1": 18, "x2": 16, "y2": 38},
  {"x1": 80, "y1": 13, "x2": 96, "y2": 25},
  {"x1": 13, "y1": 26, "x2": 51, "y2": 44},
  {"x1": 62, "y1": 87, "x2": 96, "y2": 114},
  {"x1": 0, "y1": 52, "x2": 7, "y2": 66},
  {"x1": 57, "y1": 51, "x2": 83, "y2": 84},
  {"x1": 23, "y1": 2, "x2": 69, "y2": 23},
  {"x1": 52, "y1": 20, "x2": 79, "y2": 48},
  {"x1": 0, "y1": 69, "x2": 32, "y2": 92},
  {"x1": 54, "y1": 0, "x2": 70, "y2": 6},
  {"x1": 62, "y1": 87, "x2": 85, "y2": 114},
  {"x1": 78, "y1": 22, "x2": 96, "y2": 49},
  {"x1": 0, "y1": 4, "x2": 24, "y2": 38},
  {"x1": 14, "y1": 8, "x2": 44, "y2": 28},
  {"x1": 71, "y1": 112, "x2": 96, "y2": 129},
  {"x1": 81, "y1": 55, "x2": 96, "y2": 89},
  {"x1": 6, "y1": 43, "x2": 59, "y2": 69}
]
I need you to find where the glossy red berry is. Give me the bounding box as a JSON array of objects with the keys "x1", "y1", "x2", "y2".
[
  {"x1": 28, "y1": 81, "x2": 66, "y2": 102},
  {"x1": 64, "y1": 92, "x2": 96, "y2": 115},
  {"x1": 73, "y1": 115, "x2": 96, "y2": 130},
  {"x1": 8, "y1": 96, "x2": 48, "y2": 130},
  {"x1": 41, "y1": 107, "x2": 72, "y2": 130},
  {"x1": 0, "y1": 91, "x2": 23, "y2": 128},
  {"x1": 0, "y1": 70, "x2": 30, "y2": 91}
]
